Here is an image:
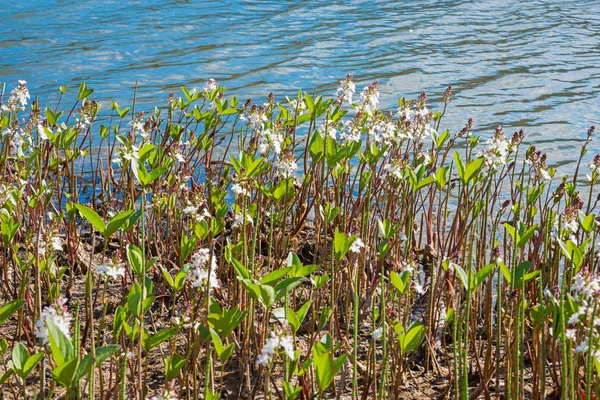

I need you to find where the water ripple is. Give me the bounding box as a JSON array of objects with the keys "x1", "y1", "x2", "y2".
[{"x1": 1, "y1": 0, "x2": 599, "y2": 167}]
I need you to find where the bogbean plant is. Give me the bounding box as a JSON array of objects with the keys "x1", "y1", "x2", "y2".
[{"x1": 0, "y1": 76, "x2": 598, "y2": 399}]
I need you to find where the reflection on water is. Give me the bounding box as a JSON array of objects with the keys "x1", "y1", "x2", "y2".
[{"x1": 1, "y1": 0, "x2": 599, "y2": 168}]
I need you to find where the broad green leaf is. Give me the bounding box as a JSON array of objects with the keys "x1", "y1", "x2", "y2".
[
  {"x1": 260, "y1": 267, "x2": 292, "y2": 286},
  {"x1": 75, "y1": 204, "x2": 105, "y2": 235},
  {"x1": 104, "y1": 210, "x2": 135, "y2": 237},
  {"x1": 145, "y1": 328, "x2": 177, "y2": 351},
  {"x1": 454, "y1": 151, "x2": 466, "y2": 184},
  {"x1": 52, "y1": 357, "x2": 79, "y2": 387},
  {"x1": 11, "y1": 342, "x2": 28, "y2": 373},
  {"x1": 402, "y1": 322, "x2": 425, "y2": 353},
  {"x1": 22, "y1": 352, "x2": 43, "y2": 379},
  {"x1": 127, "y1": 244, "x2": 144, "y2": 276},
  {"x1": 0, "y1": 299, "x2": 25, "y2": 325},
  {"x1": 46, "y1": 319, "x2": 74, "y2": 366}
]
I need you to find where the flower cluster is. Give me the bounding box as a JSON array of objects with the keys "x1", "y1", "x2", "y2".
[
  {"x1": 204, "y1": 78, "x2": 217, "y2": 93},
  {"x1": 552, "y1": 195, "x2": 583, "y2": 242},
  {"x1": 565, "y1": 271, "x2": 600, "y2": 362},
  {"x1": 1, "y1": 80, "x2": 30, "y2": 113},
  {"x1": 349, "y1": 237, "x2": 365, "y2": 253},
  {"x1": 35, "y1": 297, "x2": 72, "y2": 345},
  {"x1": 275, "y1": 151, "x2": 298, "y2": 179},
  {"x1": 97, "y1": 259, "x2": 126, "y2": 280},
  {"x1": 525, "y1": 145, "x2": 552, "y2": 180},
  {"x1": 257, "y1": 327, "x2": 295, "y2": 365},
  {"x1": 587, "y1": 153, "x2": 600, "y2": 183},
  {"x1": 336, "y1": 74, "x2": 356, "y2": 105},
  {"x1": 187, "y1": 248, "x2": 220, "y2": 292},
  {"x1": 480, "y1": 126, "x2": 510, "y2": 170},
  {"x1": 357, "y1": 82, "x2": 379, "y2": 116}
]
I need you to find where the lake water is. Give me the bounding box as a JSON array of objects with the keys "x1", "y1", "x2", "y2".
[{"x1": 2, "y1": 0, "x2": 600, "y2": 169}]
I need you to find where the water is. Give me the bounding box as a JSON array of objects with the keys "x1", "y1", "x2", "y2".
[{"x1": 2, "y1": 0, "x2": 600, "y2": 169}]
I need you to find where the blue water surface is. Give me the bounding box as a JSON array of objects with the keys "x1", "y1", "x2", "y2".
[{"x1": 2, "y1": 0, "x2": 600, "y2": 168}]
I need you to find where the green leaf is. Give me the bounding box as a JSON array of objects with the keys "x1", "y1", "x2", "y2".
[
  {"x1": 127, "y1": 283, "x2": 144, "y2": 316},
  {"x1": 401, "y1": 321, "x2": 425, "y2": 353},
  {"x1": 333, "y1": 230, "x2": 355, "y2": 262},
  {"x1": 104, "y1": 210, "x2": 135, "y2": 237},
  {"x1": 75, "y1": 204, "x2": 105, "y2": 235},
  {"x1": 464, "y1": 157, "x2": 485, "y2": 183},
  {"x1": 453, "y1": 263, "x2": 469, "y2": 292},
  {"x1": 390, "y1": 271, "x2": 410, "y2": 294},
  {"x1": 578, "y1": 211, "x2": 596, "y2": 233},
  {"x1": 52, "y1": 357, "x2": 79, "y2": 387},
  {"x1": 517, "y1": 224, "x2": 538, "y2": 247},
  {"x1": 296, "y1": 300, "x2": 312, "y2": 328},
  {"x1": 77, "y1": 346, "x2": 119, "y2": 381},
  {"x1": 454, "y1": 151, "x2": 466, "y2": 184},
  {"x1": 22, "y1": 352, "x2": 44, "y2": 379},
  {"x1": 318, "y1": 307, "x2": 332, "y2": 331},
  {"x1": 141, "y1": 167, "x2": 168, "y2": 186},
  {"x1": 274, "y1": 277, "x2": 305, "y2": 303},
  {"x1": 160, "y1": 266, "x2": 175, "y2": 288},
  {"x1": 77, "y1": 82, "x2": 93, "y2": 101},
  {"x1": 165, "y1": 354, "x2": 186, "y2": 381},
  {"x1": 1, "y1": 220, "x2": 19, "y2": 247},
  {"x1": 308, "y1": 132, "x2": 324, "y2": 161},
  {"x1": 258, "y1": 284, "x2": 276, "y2": 308},
  {"x1": 127, "y1": 244, "x2": 144, "y2": 276},
  {"x1": 498, "y1": 262, "x2": 511, "y2": 284},
  {"x1": 231, "y1": 258, "x2": 250, "y2": 280},
  {"x1": 260, "y1": 267, "x2": 292, "y2": 286},
  {"x1": 473, "y1": 263, "x2": 494, "y2": 294},
  {"x1": 95, "y1": 344, "x2": 120, "y2": 365},
  {"x1": 145, "y1": 328, "x2": 177, "y2": 351},
  {"x1": 0, "y1": 369, "x2": 13, "y2": 384},
  {"x1": 11, "y1": 342, "x2": 29, "y2": 373},
  {"x1": 46, "y1": 319, "x2": 74, "y2": 366},
  {"x1": 0, "y1": 299, "x2": 25, "y2": 325}
]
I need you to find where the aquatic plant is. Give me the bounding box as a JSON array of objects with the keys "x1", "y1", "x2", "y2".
[{"x1": 0, "y1": 77, "x2": 598, "y2": 399}]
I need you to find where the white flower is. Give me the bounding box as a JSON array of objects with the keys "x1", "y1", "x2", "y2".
[
  {"x1": 187, "y1": 248, "x2": 220, "y2": 291},
  {"x1": 357, "y1": 82, "x2": 379, "y2": 115},
  {"x1": 275, "y1": 157, "x2": 297, "y2": 179},
  {"x1": 279, "y1": 336, "x2": 295, "y2": 360},
  {"x1": 383, "y1": 162, "x2": 403, "y2": 181},
  {"x1": 257, "y1": 335, "x2": 279, "y2": 365},
  {"x1": 479, "y1": 128, "x2": 510, "y2": 170},
  {"x1": 97, "y1": 261, "x2": 126, "y2": 280},
  {"x1": 50, "y1": 236, "x2": 62, "y2": 251},
  {"x1": 2, "y1": 80, "x2": 30, "y2": 112},
  {"x1": 35, "y1": 297, "x2": 72, "y2": 345},
  {"x1": 540, "y1": 168, "x2": 552, "y2": 180},
  {"x1": 349, "y1": 237, "x2": 364, "y2": 253},
  {"x1": 575, "y1": 339, "x2": 590, "y2": 354},
  {"x1": 231, "y1": 183, "x2": 250, "y2": 197},
  {"x1": 232, "y1": 212, "x2": 253, "y2": 228},
  {"x1": 397, "y1": 105, "x2": 412, "y2": 119},
  {"x1": 204, "y1": 79, "x2": 217, "y2": 92},
  {"x1": 371, "y1": 327, "x2": 383, "y2": 340},
  {"x1": 247, "y1": 109, "x2": 268, "y2": 130},
  {"x1": 319, "y1": 120, "x2": 337, "y2": 140},
  {"x1": 565, "y1": 329, "x2": 577, "y2": 340},
  {"x1": 414, "y1": 281, "x2": 425, "y2": 294},
  {"x1": 287, "y1": 97, "x2": 306, "y2": 113},
  {"x1": 340, "y1": 119, "x2": 361, "y2": 143},
  {"x1": 182, "y1": 205, "x2": 197, "y2": 215},
  {"x1": 336, "y1": 75, "x2": 356, "y2": 104},
  {"x1": 37, "y1": 124, "x2": 49, "y2": 141},
  {"x1": 257, "y1": 333, "x2": 295, "y2": 365}
]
